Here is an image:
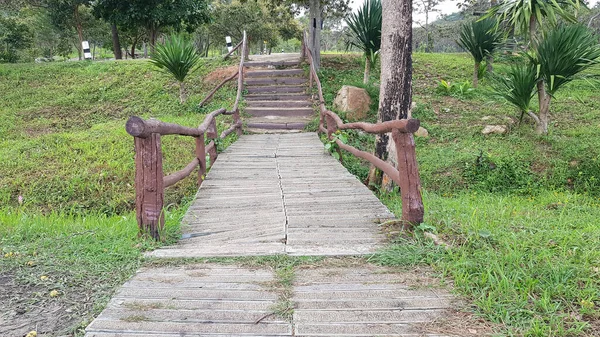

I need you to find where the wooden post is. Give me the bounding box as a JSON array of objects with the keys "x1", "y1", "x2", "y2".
[
  {"x1": 233, "y1": 109, "x2": 242, "y2": 136},
  {"x1": 207, "y1": 119, "x2": 218, "y2": 164},
  {"x1": 325, "y1": 114, "x2": 336, "y2": 140},
  {"x1": 196, "y1": 134, "x2": 206, "y2": 186},
  {"x1": 392, "y1": 129, "x2": 424, "y2": 224},
  {"x1": 134, "y1": 133, "x2": 165, "y2": 240}
]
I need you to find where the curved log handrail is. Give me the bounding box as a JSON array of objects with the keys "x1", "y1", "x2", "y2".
[
  {"x1": 129, "y1": 31, "x2": 248, "y2": 240},
  {"x1": 198, "y1": 70, "x2": 239, "y2": 107},
  {"x1": 223, "y1": 39, "x2": 243, "y2": 60},
  {"x1": 302, "y1": 32, "x2": 424, "y2": 225}
]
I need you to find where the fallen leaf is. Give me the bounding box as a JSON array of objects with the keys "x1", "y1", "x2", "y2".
[{"x1": 49, "y1": 290, "x2": 60, "y2": 297}]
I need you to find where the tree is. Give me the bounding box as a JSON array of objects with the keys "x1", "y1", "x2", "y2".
[
  {"x1": 529, "y1": 24, "x2": 600, "y2": 134},
  {"x1": 0, "y1": 16, "x2": 33, "y2": 62},
  {"x1": 491, "y1": 63, "x2": 537, "y2": 124},
  {"x1": 261, "y1": 0, "x2": 351, "y2": 69},
  {"x1": 457, "y1": 17, "x2": 503, "y2": 87},
  {"x1": 366, "y1": 0, "x2": 413, "y2": 187},
  {"x1": 414, "y1": 0, "x2": 443, "y2": 52},
  {"x1": 149, "y1": 35, "x2": 201, "y2": 103},
  {"x1": 93, "y1": 0, "x2": 209, "y2": 54},
  {"x1": 345, "y1": 0, "x2": 382, "y2": 84}
]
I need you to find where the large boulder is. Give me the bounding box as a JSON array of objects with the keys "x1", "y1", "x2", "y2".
[{"x1": 333, "y1": 85, "x2": 371, "y2": 121}]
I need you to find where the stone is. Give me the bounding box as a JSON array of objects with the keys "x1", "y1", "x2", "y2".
[
  {"x1": 482, "y1": 125, "x2": 508, "y2": 135},
  {"x1": 333, "y1": 85, "x2": 371, "y2": 121},
  {"x1": 414, "y1": 127, "x2": 429, "y2": 138}
]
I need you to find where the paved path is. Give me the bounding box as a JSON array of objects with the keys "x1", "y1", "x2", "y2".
[
  {"x1": 149, "y1": 133, "x2": 394, "y2": 258},
  {"x1": 85, "y1": 263, "x2": 455, "y2": 337}
]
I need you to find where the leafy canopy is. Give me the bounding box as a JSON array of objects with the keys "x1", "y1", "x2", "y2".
[
  {"x1": 457, "y1": 17, "x2": 503, "y2": 63},
  {"x1": 149, "y1": 35, "x2": 200, "y2": 83},
  {"x1": 344, "y1": 0, "x2": 382, "y2": 64}
]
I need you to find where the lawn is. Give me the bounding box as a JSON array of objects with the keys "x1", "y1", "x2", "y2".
[
  {"x1": 0, "y1": 57, "x2": 240, "y2": 336},
  {"x1": 316, "y1": 53, "x2": 600, "y2": 336}
]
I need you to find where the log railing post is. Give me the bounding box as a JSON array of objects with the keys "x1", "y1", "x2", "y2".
[
  {"x1": 207, "y1": 118, "x2": 218, "y2": 164},
  {"x1": 325, "y1": 114, "x2": 336, "y2": 140},
  {"x1": 196, "y1": 134, "x2": 206, "y2": 186},
  {"x1": 134, "y1": 133, "x2": 165, "y2": 240},
  {"x1": 392, "y1": 129, "x2": 424, "y2": 224}
]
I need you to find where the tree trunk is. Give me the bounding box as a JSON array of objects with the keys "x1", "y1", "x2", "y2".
[
  {"x1": 149, "y1": 25, "x2": 159, "y2": 53},
  {"x1": 473, "y1": 61, "x2": 480, "y2": 88},
  {"x1": 111, "y1": 23, "x2": 122, "y2": 60},
  {"x1": 309, "y1": 0, "x2": 321, "y2": 70},
  {"x1": 74, "y1": 5, "x2": 84, "y2": 60},
  {"x1": 179, "y1": 82, "x2": 187, "y2": 104},
  {"x1": 367, "y1": 0, "x2": 414, "y2": 188},
  {"x1": 536, "y1": 81, "x2": 550, "y2": 134},
  {"x1": 363, "y1": 58, "x2": 370, "y2": 84},
  {"x1": 486, "y1": 54, "x2": 493, "y2": 73}
]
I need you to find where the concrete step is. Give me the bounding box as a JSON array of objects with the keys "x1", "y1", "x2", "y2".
[
  {"x1": 244, "y1": 60, "x2": 300, "y2": 67},
  {"x1": 246, "y1": 116, "x2": 311, "y2": 130},
  {"x1": 246, "y1": 77, "x2": 307, "y2": 86},
  {"x1": 246, "y1": 100, "x2": 312, "y2": 108},
  {"x1": 245, "y1": 107, "x2": 314, "y2": 117},
  {"x1": 245, "y1": 93, "x2": 311, "y2": 101},
  {"x1": 246, "y1": 69, "x2": 305, "y2": 77},
  {"x1": 246, "y1": 85, "x2": 306, "y2": 94}
]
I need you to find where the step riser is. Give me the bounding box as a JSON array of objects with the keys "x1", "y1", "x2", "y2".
[
  {"x1": 246, "y1": 101, "x2": 312, "y2": 108},
  {"x1": 246, "y1": 122, "x2": 306, "y2": 130},
  {"x1": 246, "y1": 78, "x2": 307, "y2": 86},
  {"x1": 246, "y1": 109, "x2": 314, "y2": 117},
  {"x1": 246, "y1": 69, "x2": 304, "y2": 78},
  {"x1": 245, "y1": 61, "x2": 300, "y2": 68},
  {"x1": 245, "y1": 95, "x2": 311, "y2": 101},
  {"x1": 247, "y1": 86, "x2": 306, "y2": 94}
]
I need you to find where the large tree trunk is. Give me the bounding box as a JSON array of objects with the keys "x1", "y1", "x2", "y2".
[
  {"x1": 74, "y1": 5, "x2": 84, "y2": 60},
  {"x1": 363, "y1": 58, "x2": 370, "y2": 84},
  {"x1": 111, "y1": 23, "x2": 122, "y2": 60},
  {"x1": 309, "y1": 0, "x2": 321, "y2": 70},
  {"x1": 149, "y1": 25, "x2": 159, "y2": 53},
  {"x1": 473, "y1": 61, "x2": 480, "y2": 88},
  {"x1": 367, "y1": 0, "x2": 414, "y2": 188},
  {"x1": 536, "y1": 81, "x2": 550, "y2": 134}
]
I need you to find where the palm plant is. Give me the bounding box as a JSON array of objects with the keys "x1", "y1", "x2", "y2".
[
  {"x1": 457, "y1": 17, "x2": 504, "y2": 87},
  {"x1": 485, "y1": 0, "x2": 582, "y2": 43},
  {"x1": 529, "y1": 24, "x2": 600, "y2": 134},
  {"x1": 149, "y1": 35, "x2": 201, "y2": 103},
  {"x1": 491, "y1": 63, "x2": 537, "y2": 124},
  {"x1": 345, "y1": 0, "x2": 382, "y2": 84}
]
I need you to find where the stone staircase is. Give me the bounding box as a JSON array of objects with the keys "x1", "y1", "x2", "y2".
[{"x1": 244, "y1": 60, "x2": 314, "y2": 132}]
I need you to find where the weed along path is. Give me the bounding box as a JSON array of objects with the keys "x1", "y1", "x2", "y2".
[{"x1": 83, "y1": 133, "x2": 478, "y2": 337}]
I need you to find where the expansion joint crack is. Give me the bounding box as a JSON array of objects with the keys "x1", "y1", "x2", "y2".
[{"x1": 274, "y1": 135, "x2": 289, "y2": 247}]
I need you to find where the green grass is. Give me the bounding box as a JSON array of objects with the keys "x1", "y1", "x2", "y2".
[
  {"x1": 317, "y1": 53, "x2": 600, "y2": 336},
  {"x1": 0, "y1": 57, "x2": 241, "y2": 335}
]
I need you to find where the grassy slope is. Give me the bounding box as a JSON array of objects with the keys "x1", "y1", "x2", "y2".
[
  {"x1": 0, "y1": 58, "x2": 239, "y2": 336},
  {"x1": 318, "y1": 53, "x2": 600, "y2": 336}
]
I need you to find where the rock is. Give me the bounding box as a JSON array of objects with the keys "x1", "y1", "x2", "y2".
[
  {"x1": 333, "y1": 85, "x2": 371, "y2": 121},
  {"x1": 482, "y1": 125, "x2": 508, "y2": 135},
  {"x1": 414, "y1": 127, "x2": 429, "y2": 138}
]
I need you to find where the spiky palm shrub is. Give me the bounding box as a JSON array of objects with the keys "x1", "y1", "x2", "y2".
[
  {"x1": 492, "y1": 63, "x2": 537, "y2": 124},
  {"x1": 149, "y1": 35, "x2": 201, "y2": 103},
  {"x1": 528, "y1": 24, "x2": 600, "y2": 134},
  {"x1": 457, "y1": 18, "x2": 504, "y2": 88},
  {"x1": 345, "y1": 0, "x2": 382, "y2": 84}
]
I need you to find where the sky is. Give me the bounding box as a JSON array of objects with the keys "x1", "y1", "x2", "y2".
[{"x1": 349, "y1": 0, "x2": 600, "y2": 25}]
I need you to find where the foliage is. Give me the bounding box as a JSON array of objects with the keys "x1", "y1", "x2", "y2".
[
  {"x1": 457, "y1": 17, "x2": 503, "y2": 64},
  {"x1": 0, "y1": 15, "x2": 33, "y2": 62},
  {"x1": 486, "y1": 0, "x2": 582, "y2": 39},
  {"x1": 149, "y1": 34, "x2": 201, "y2": 103},
  {"x1": 531, "y1": 24, "x2": 600, "y2": 95},
  {"x1": 490, "y1": 63, "x2": 537, "y2": 122},
  {"x1": 324, "y1": 130, "x2": 348, "y2": 160},
  {"x1": 344, "y1": 0, "x2": 381, "y2": 83},
  {"x1": 463, "y1": 151, "x2": 535, "y2": 192},
  {"x1": 436, "y1": 79, "x2": 475, "y2": 98}
]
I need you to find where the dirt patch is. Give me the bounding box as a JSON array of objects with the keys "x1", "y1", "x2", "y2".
[
  {"x1": 0, "y1": 272, "x2": 95, "y2": 337},
  {"x1": 414, "y1": 308, "x2": 499, "y2": 336},
  {"x1": 203, "y1": 66, "x2": 238, "y2": 84}
]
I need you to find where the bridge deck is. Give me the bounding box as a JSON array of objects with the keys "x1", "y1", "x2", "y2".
[{"x1": 149, "y1": 133, "x2": 395, "y2": 258}]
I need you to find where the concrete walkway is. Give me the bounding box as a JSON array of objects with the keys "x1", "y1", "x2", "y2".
[{"x1": 85, "y1": 134, "x2": 461, "y2": 336}]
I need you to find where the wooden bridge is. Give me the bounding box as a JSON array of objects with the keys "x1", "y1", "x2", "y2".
[{"x1": 84, "y1": 33, "x2": 457, "y2": 337}]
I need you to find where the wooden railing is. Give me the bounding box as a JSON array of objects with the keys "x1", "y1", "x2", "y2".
[
  {"x1": 303, "y1": 32, "x2": 425, "y2": 225},
  {"x1": 126, "y1": 31, "x2": 247, "y2": 240}
]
